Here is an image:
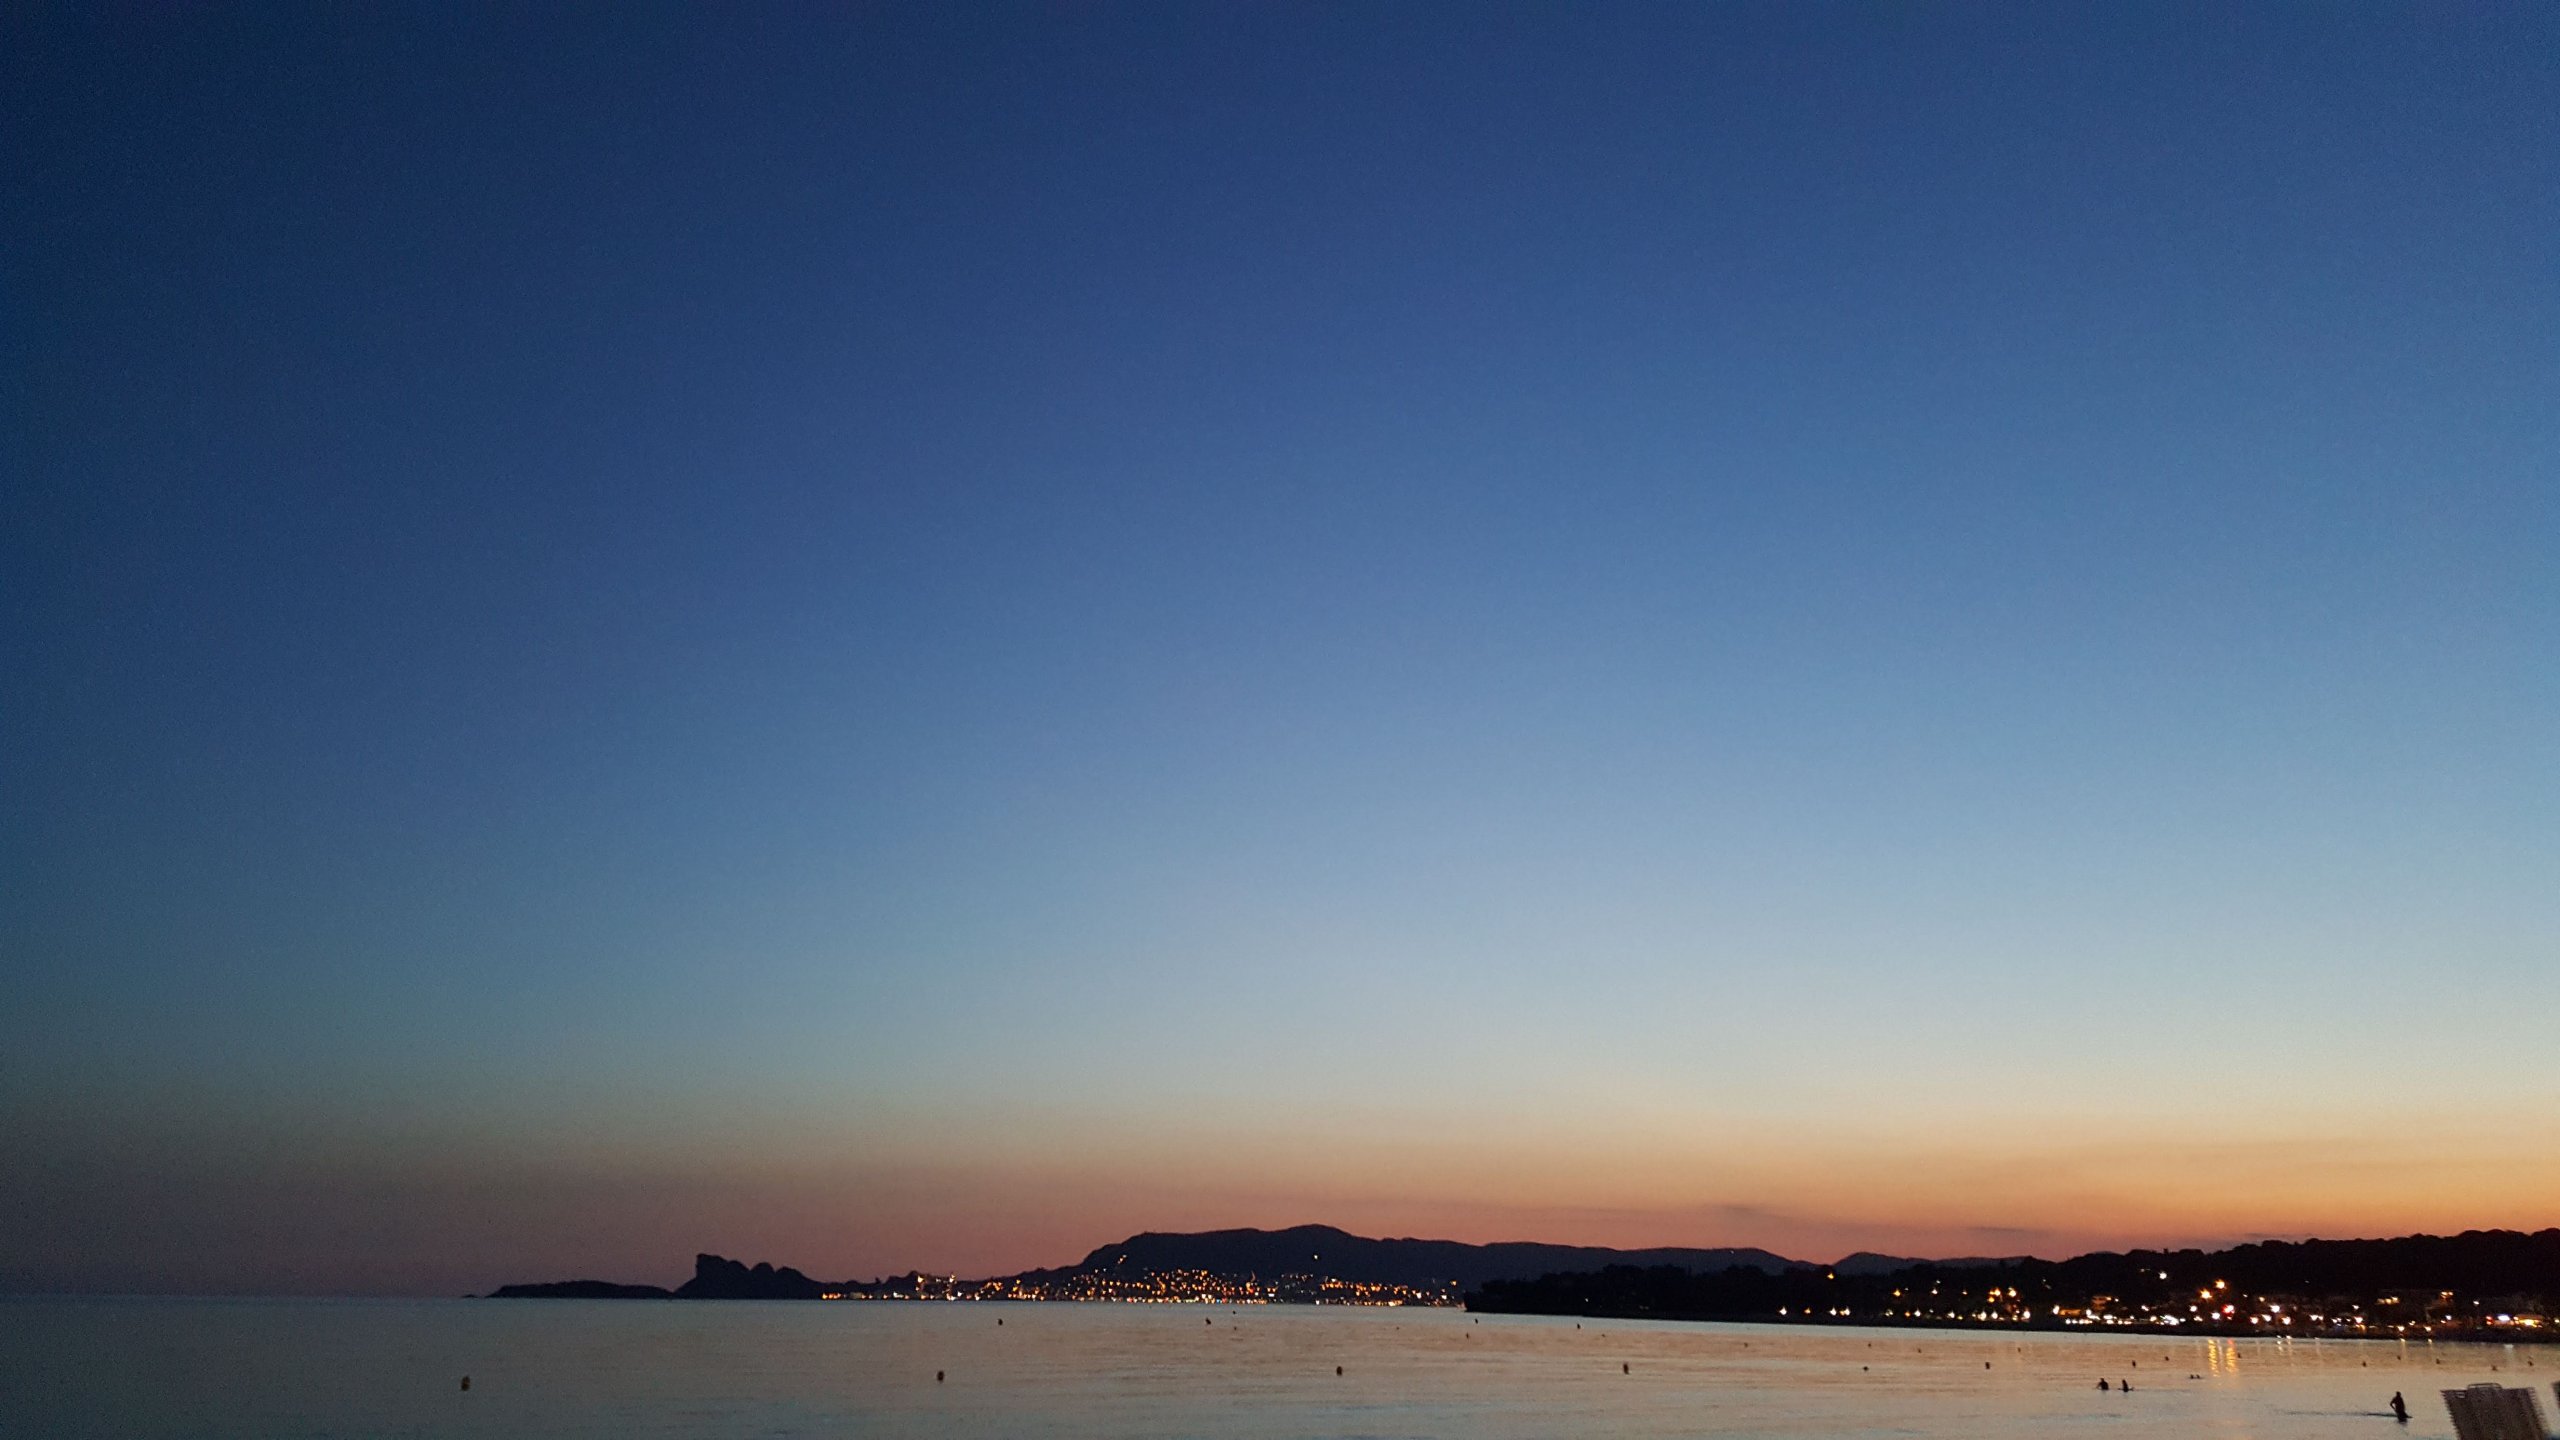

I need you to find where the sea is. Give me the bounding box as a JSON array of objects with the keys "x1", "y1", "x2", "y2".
[{"x1": 2, "y1": 1296, "x2": 2542, "y2": 1438}]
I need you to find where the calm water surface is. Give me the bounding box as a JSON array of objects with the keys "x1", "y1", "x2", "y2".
[{"x1": 3, "y1": 1297, "x2": 2543, "y2": 1438}]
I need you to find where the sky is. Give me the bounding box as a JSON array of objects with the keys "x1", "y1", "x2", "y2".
[{"x1": 4, "y1": 1, "x2": 2555, "y2": 1296}]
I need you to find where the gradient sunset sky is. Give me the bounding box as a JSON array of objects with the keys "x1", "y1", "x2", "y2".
[{"x1": 6, "y1": 2, "x2": 2555, "y2": 1295}]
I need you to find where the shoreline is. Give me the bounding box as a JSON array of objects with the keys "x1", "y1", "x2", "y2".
[{"x1": 1459, "y1": 1306, "x2": 2560, "y2": 1346}]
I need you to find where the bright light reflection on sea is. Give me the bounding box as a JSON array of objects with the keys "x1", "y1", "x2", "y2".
[{"x1": 3, "y1": 1296, "x2": 2539, "y2": 1438}]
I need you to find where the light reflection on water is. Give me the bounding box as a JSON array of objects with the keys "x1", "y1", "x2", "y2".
[{"x1": 2, "y1": 1296, "x2": 2542, "y2": 1439}]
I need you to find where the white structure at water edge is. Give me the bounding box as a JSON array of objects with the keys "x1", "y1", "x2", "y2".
[{"x1": 2441, "y1": 1383, "x2": 2550, "y2": 1440}]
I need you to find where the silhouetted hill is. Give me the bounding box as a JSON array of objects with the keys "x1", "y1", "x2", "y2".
[
  {"x1": 1073, "y1": 1224, "x2": 1807, "y2": 1288},
  {"x1": 487, "y1": 1279, "x2": 674, "y2": 1299},
  {"x1": 674, "y1": 1253, "x2": 828, "y2": 1299}
]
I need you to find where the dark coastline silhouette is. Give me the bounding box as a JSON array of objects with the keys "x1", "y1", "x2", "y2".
[
  {"x1": 1465, "y1": 1229, "x2": 2560, "y2": 1338},
  {"x1": 487, "y1": 1226, "x2": 1801, "y2": 1299},
  {"x1": 487, "y1": 1225, "x2": 2560, "y2": 1340}
]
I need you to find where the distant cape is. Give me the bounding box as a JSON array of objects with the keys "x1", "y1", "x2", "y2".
[
  {"x1": 484, "y1": 1278, "x2": 673, "y2": 1299},
  {"x1": 488, "y1": 1253, "x2": 825, "y2": 1300}
]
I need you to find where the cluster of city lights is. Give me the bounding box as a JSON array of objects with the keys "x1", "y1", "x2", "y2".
[
  {"x1": 819, "y1": 1268, "x2": 1460, "y2": 1307},
  {"x1": 1824, "y1": 1274, "x2": 2551, "y2": 1338}
]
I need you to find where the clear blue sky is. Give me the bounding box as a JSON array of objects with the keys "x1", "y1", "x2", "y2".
[{"x1": 5, "y1": 2, "x2": 2554, "y2": 1294}]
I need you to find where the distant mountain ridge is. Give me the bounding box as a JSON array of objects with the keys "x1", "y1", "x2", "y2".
[
  {"x1": 1070, "y1": 1224, "x2": 1808, "y2": 1289},
  {"x1": 1832, "y1": 1250, "x2": 2030, "y2": 1276}
]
